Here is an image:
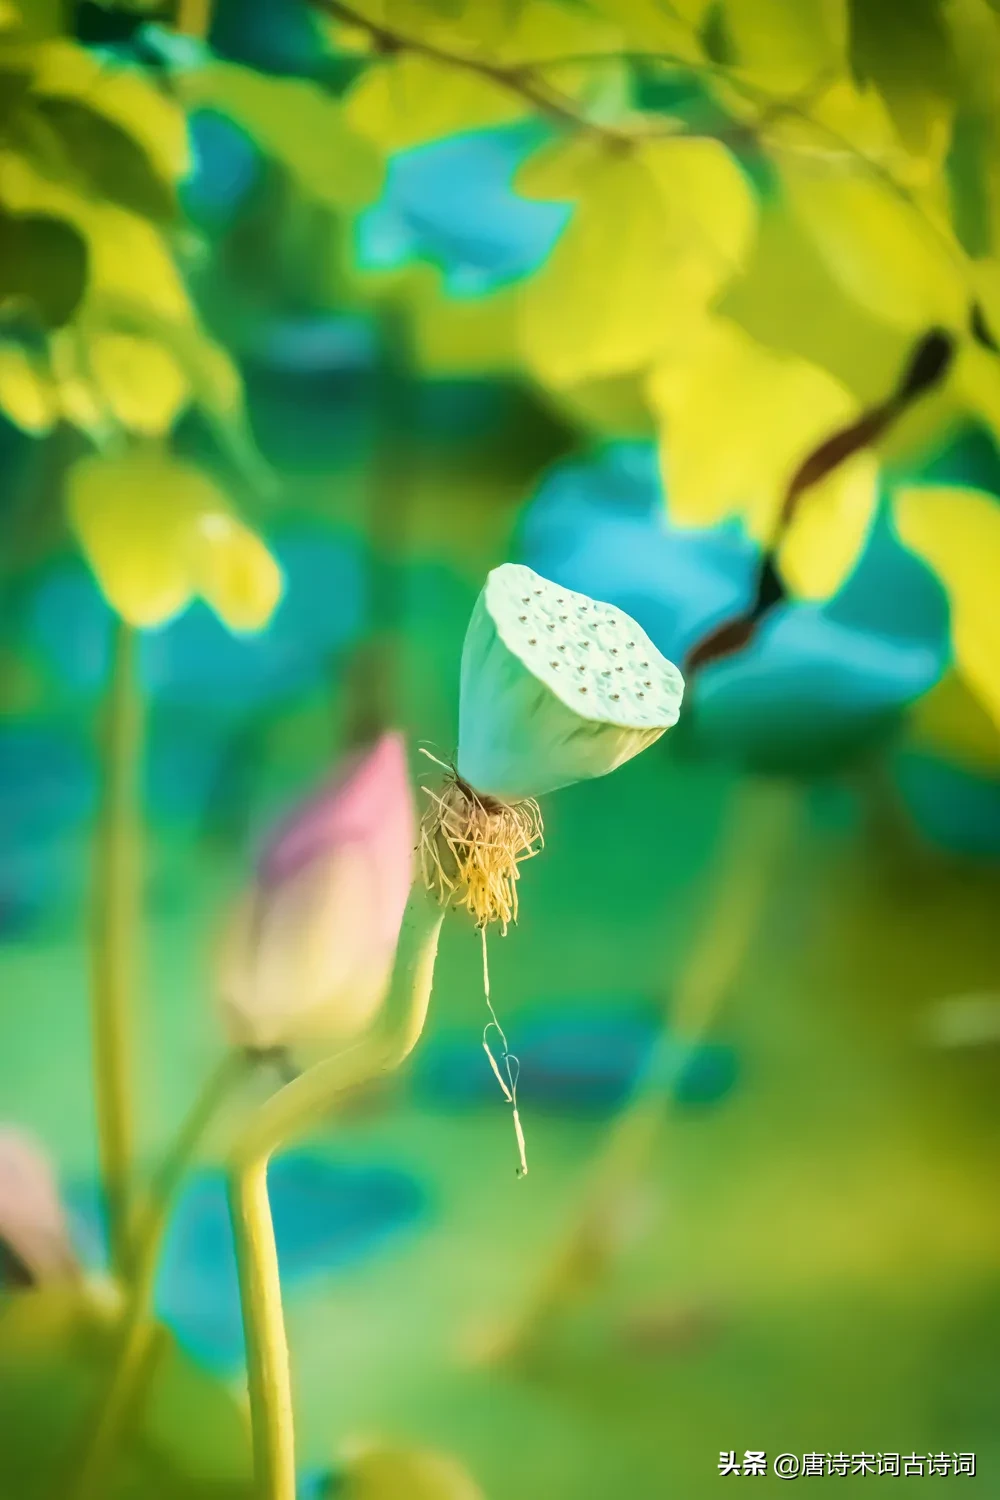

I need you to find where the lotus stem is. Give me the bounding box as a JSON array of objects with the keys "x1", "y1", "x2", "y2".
[
  {"x1": 90, "y1": 619, "x2": 143, "y2": 1281},
  {"x1": 65, "y1": 1051, "x2": 250, "y2": 1500},
  {"x1": 230, "y1": 884, "x2": 445, "y2": 1500}
]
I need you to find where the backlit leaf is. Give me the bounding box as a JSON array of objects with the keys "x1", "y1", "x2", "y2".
[
  {"x1": 909, "y1": 669, "x2": 1000, "y2": 774},
  {"x1": 893, "y1": 484, "x2": 1000, "y2": 728},
  {"x1": 848, "y1": 0, "x2": 956, "y2": 161},
  {"x1": 0, "y1": 343, "x2": 58, "y2": 433},
  {"x1": 719, "y1": 0, "x2": 848, "y2": 91},
  {"x1": 778, "y1": 156, "x2": 967, "y2": 330},
  {"x1": 180, "y1": 63, "x2": 383, "y2": 207},
  {"x1": 88, "y1": 332, "x2": 189, "y2": 436},
  {"x1": 648, "y1": 316, "x2": 878, "y2": 596},
  {"x1": 0, "y1": 210, "x2": 87, "y2": 326},
  {"x1": 518, "y1": 136, "x2": 755, "y2": 387},
  {"x1": 66, "y1": 448, "x2": 282, "y2": 631}
]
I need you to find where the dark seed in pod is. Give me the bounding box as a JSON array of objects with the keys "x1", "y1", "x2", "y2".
[
  {"x1": 644, "y1": 680, "x2": 651, "y2": 687},
  {"x1": 557, "y1": 598, "x2": 564, "y2": 603},
  {"x1": 580, "y1": 641, "x2": 589, "y2": 648},
  {"x1": 579, "y1": 605, "x2": 588, "y2": 612},
  {"x1": 559, "y1": 615, "x2": 567, "y2": 622},
  {"x1": 528, "y1": 638, "x2": 536, "y2": 645},
  {"x1": 550, "y1": 661, "x2": 559, "y2": 668},
  {"x1": 522, "y1": 597, "x2": 530, "y2": 603},
  {"x1": 558, "y1": 644, "x2": 566, "y2": 652},
  {"x1": 610, "y1": 648, "x2": 619, "y2": 656},
  {"x1": 579, "y1": 687, "x2": 588, "y2": 694},
  {"x1": 616, "y1": 666, "x2": 624, "y2": 673},
  {"x1": 611, "y1": 693, "x2": 620, "y2": 701},
  {"x1": 640, "y1": 661, "x2": 648, "y2": 668},
  {"x1": 547, "y1": 624, "x2": 555, "y2": 631},
  {"x1": 519, "y1": 615, "x2": 527, "y2": 622},
  {"x1": 602, "y1": 670, "x2": 611, "y2": 677},
  {"x1": 577, "y1": 665, "x2": 586, "y2": 673},
  {"x1": 637, "y1": 691, "x2": 645, "y2": 699},
  {"x1": 534, "y1": 590, "x2": 542, "y2": 595},
  {"x1": 626, "y1": 641, "x2": 635, "y2": 648}
]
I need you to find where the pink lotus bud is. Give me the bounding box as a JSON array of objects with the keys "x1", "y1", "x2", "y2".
[
  {"x1": 217, "y1": 733, "x2": 416, "y2": 1051},
  {"x1": 0, "y1": 1130, "x2": 80, "y2": 1287}
]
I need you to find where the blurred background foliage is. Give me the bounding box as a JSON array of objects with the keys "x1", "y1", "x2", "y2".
[{"x1": 2, "y1": 0, "x2": 1000, "y2": 1495}]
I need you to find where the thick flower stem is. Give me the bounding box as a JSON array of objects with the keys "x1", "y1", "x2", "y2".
[
  {"x1": 90, "y1": 618, "x2": 143, "y2": 1281},
  {"x1": 65, "y1": 1052, "x2": 249, "y2": 1500},
  {"x1": 230, "y1": 885, "x2": 445, "y2": 1500},
  {"x1": 484, "y1": 779, "x2": 800, "y2": 1363}
]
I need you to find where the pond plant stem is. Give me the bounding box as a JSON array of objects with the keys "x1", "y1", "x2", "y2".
[
  {"x1": 65, "y1": 1051, "x2": 251, "y2": 1500},
  {"x1": 90, "y1": 619, "x2": 143, "y2": 1282},
  {"x1": 483, "y1": 778, "x2": 800, "y2": 1363},
  {"x1": 229, "y1": 885, "x2": 445, "y2": 1500}
]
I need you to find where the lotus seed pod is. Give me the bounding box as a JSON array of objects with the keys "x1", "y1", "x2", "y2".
[{"x1": 457, "y1": 563, "x2": 685, "y2": 800}]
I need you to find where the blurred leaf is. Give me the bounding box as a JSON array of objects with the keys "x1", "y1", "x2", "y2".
[
  {"x1": 404, "y1": 269, "x2": 521, "y2": 376},
  {"x1": 28, "y1": 39, "x2": 189, "y2": 187},
  {"x1": 893, "y1": 483, "x2": 1000, "y2": 729},
  {"x1": 648, "y1": 316, "x2": 878, "y2": 597},
  {"x1": 88, "y1": 332, "x2": 189, "y2": 436},
  {"x1": 910, "y1": 668, "x2": 1000, "y2": 774},
  {"x1": 778, "y1": 157, "x2": 967, "y2": 330},
  {"x1": 719, "y1": 191, "x2": 908, "y2": 404},
  {"x1": 339, "y1": 1444, "x2": 486, "y2": 1500},
  {"x1": 179, "y1": 63, "x2": 383, "y2": 208},
  {"x1": 0, "y1": 1285, "x2": 253, "y2": 1499},
  {"x1": 847, "y1": 0, "x2": 955, "y2": 160},
  {"x1": 718, "y1": 0, "x2": 848, "y2": 91},
  {"x1": 0, "y1": 152, "x2": 191, "y2": 323},
  {"x1": 345, "y1": 55, "x2": 528, "y2": 151},
  {"x1": 518, "y1": 136, "x2": 755, "y2": 386},
  {"x1": 28, "y1": 97, "x2": 178, "y2": 222},
  {"x1": 0, "y1": 342, "x2": 58, "y2": 433},
  {"x1": 66, "y1": 447, "x2": 283, "y2": 631},
  {"x1": 0, "y1": 209, "x2": 87, "y2": 326}
]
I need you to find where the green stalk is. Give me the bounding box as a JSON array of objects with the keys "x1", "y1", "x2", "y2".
[
  {"x1": 90, "y1": 619, "x2": 143, "y2": 1280},
  {"x1": 230, "y1": 885, "x2": 445, "y2": 1500},
  {"x1": 65, "y1": 1052, "x2": 250, "y2": 1500},
  {"x1": 486, "y1": 779, "x2": 800, "y2": 1363}
]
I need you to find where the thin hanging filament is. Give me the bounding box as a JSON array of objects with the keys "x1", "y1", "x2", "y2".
[{"x1": 480, "y1": 925, "x2": 527, "y2": 1178}]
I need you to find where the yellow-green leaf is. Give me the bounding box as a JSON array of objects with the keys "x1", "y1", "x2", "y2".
[
  {"x1": 340, "y1": 1445, "x2": 485, "y2": 1500},
  {"x1": 0, "y1": 344, "x2": 58, "y2": 433},
  {"x1": 88, "y1": 332, "x2": 189, "y2": 436},
  {"x1": 345, "y1": 54, "x2": 527, "y2": 151},
  {"x1": 848, "y1": 0, "x2": 955, "y2": 161},
  {"x1": 909, "y1": 669, "x2": 1000, "y2": 774},
  {"x1": 30, "y1": 39, "x2": 189, "y2": 186},
  {"x1": 648, "y1": 316, "x2": 878, "y2": 597},
  {"x1": 719, "y1": 0, "x2": 848, "y2": 92},
  {"x1": 66, "y1": 448, "x2": 282, "y2": 631},
  {"x1": 518, "y1": 137, "x2": 755, "y2": 387},
  {"x1": 778, "y1": 157, "x2": 968, "y2": 330},
  {"x1": 179, "y1": 63, "x2": 383, "y2": 208},
  {"x1": 893, "y1": 483, "x2": 1000, "y2": 728}
]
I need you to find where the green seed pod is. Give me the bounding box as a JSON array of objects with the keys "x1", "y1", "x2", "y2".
[{"x1": 457, "y1": 564, "x2": 685, "y2": 800}]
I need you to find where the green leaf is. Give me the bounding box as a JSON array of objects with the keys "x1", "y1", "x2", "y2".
[
  {"x1": 179, "y1": 63, "x2": 383, "y2": 208},
  {"x1": 893, "y1": 484, "x2": 1000, "y2": 730},
  {"x1": 518, "y1": 136, "x2": 755, "y2": 387},
  {"x1": 648, "y1": 316, "x2": 879, "y2": 599},
  {"x1": 847, "y1": 0, "x2": 955, "y2": 159},
  {"x1": 0, "y1": 1286, "x2": 253, "y2": 1500},
  {"x1": 0, "y1": 209, "x2": 87, "y2": 326},
  {"x1": 29, "y1": 97, "x2": 178, "y2": 221}
]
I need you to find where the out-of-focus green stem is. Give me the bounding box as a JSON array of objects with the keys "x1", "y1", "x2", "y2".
[
  {"x1": 486, "y1": 779, "x2": 800, "y2": 1363},
  {"x1": 230, "y1": 885, "x2": 444, "y2": 1500},
  {"x1": 90, "y1": 619, "x2": 143, "y2": 1281},
  {"x1": 66, "y1": 1052, "x2": 250, "y2": 1500},
  {"x1": 175, "y1": 0, "x2": 213, "y2": 39}
]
